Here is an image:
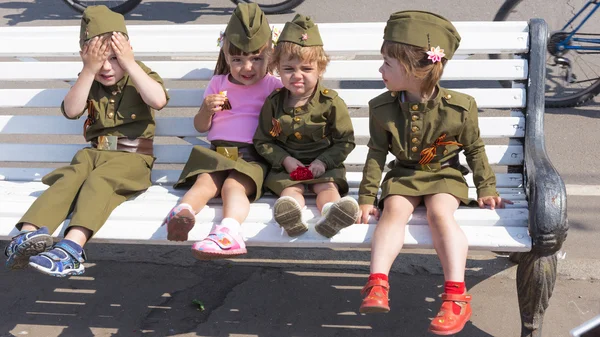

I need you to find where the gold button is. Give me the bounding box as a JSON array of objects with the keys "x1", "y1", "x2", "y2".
[
  {"x1": 294, "y1": 131, "x2": 302, "y2": 140},
  {"x1": 131, "y1": 114, "x2": 136, "y2": 120},
  {"x1": 411, "y1": 126, "x2": 419, "y2": 132},
  {"x1": 276, "y1": 88, "x2": 281, "y2": 91},
  {"x1": 411, "y1": 115, "x2": 419, "y2": 121},
  {"x1": 443, "y1": 149, "x2": 449, "y2": 155},
  {"x1": 295, "y1": 107, "x2": 302, "y2": 112},
  {"x1": 445, "y1": 94, "x2": 452, "y2": 99},
  {"x1": 112, "y1": 91, "x2": 118, "y2": 95},
  {"x1": 294, "y1": 117, "x2": 301, "y2": 122},
  {"x1": 109, "y1": 99, "x2": 115, "y2": 103},
  {"x1": 411, "y1": 104, "x2": 419, "y2": 111},
  {"x1": 107, "y1": 112, "x2": 114, "y2": 118},
  {"x1": 411, "y1": 137, "x2": 419, "y2": 144},
  {"x1": 411, "y1": 146, "x2": 418, "y2": 153},
  {"x1": 390, "y1": 91, "x2": 397, "y2": 97},
  {"x1": 323, "y1": 89, "x2": 329, "y2": 94}
]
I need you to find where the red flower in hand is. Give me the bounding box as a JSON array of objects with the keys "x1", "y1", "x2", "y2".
[{"x1": 290, "y1": 166, "x2": 313, "y2": 181}]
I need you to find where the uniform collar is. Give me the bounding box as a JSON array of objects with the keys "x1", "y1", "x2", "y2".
[
  {"x1": 398, "y1": 84, "x2": 443, "y2": 113},
  {"x1": 280, "y1": 81, "x2": 328, "y2": 115},
  {"x1": 105, "y1": 73, "x2": 129, "y2": 94}
]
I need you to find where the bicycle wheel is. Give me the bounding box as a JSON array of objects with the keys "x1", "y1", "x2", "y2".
[
  {"x1": 62, "y1": 0, "x2": 142, "y2": 15},
  {"x1": 231, "y1": 0, "x2": 305, "y2": 14},
  {"x1": 493, "y1": 0, "x2": 600, "y2": 108}
]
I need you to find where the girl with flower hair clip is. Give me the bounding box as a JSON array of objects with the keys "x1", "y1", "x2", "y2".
[
  {"x1": 356, "y1": 10, "x2": 512, "y2": 335},
  {"x1": 163, "y1": 3, "x2": 281, "y2": 260},
  {"x1": 253, "y1": 14, "x2": 357, "y2": 238}
]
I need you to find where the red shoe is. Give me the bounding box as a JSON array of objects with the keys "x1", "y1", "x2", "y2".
[
  {"x1": 359, "y1": 279, "x2": 390, "y2": 313},
  {"x1": 428, "y1": 293, "x2": 472, "y2": 335}
]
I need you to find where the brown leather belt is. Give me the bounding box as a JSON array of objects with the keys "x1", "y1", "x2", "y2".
[
  {"x1": 394, "y1": 156, "x2": 461, "y2": 172},
  {"x1": 91, "y1": 136, "x2": 154, "y2": 156},
  {"x1": 210, "y1": 144, "x2": 262, "y2": 163}
]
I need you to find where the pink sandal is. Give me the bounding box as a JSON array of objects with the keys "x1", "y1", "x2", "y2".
[
  {"x1": 191, "y1": 225, "x2": 247, "y2": 260},
  {"x1": 164, "y1": 204, "x2": 196, "y2": 242}
]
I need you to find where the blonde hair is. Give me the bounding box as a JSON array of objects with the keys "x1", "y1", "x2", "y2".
[
  {"x1": 381, "y1": 40, "x2": 446, "y2": 99},
  {"x1": 270, "y1": 41, "x2": 330, "y2": 74},
  {"x1": 214, "y1": 38, "x2": 273, "y2": 75}
]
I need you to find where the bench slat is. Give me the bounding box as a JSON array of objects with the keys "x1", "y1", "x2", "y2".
[
  {"x1": 1, "y1": 182, "x2": 527, "y2": 202},
  {"x1": 0, "y1": 143, "x2": 524, "y2": 165},
  {"x1": 0, "y1": 169, "x2": 524, "y2": 188},
  {"x1": 0, "y1": 214, "x2": 531, "y2": 251},
  {"x1": 0, "y1": 88, "x2": 526, "y2": 109},
  {"x1": 0, "y1": 115, "x2": 526, "y2": 138},
  {"x1": 0, "y1": 59, "x2": 528, "y2": 81},
  {"x1": 0, "y1": 22, "x2": 529, "y2": 57}
]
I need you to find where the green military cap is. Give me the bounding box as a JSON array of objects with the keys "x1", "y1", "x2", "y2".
[
  {"x1": 225, "y1": 3, "x2": 271, "y2": 52},
  {"x1": 384, "y1": 10, "x2": 461, "y2": 60},
  {"x1": 79, "y1": 5, "x2": 128, "y2": 49},
  {"x1": 278, "y1": 14, "x2": 323, "y2": 47}
]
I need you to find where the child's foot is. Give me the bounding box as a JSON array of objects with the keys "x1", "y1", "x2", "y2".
[
  {"x1": 359, "y1": 279, "x2": 390, "y2": 313},
  {"x1": 428, "y1": 293, "x2": 472, "y2": 335},
  {"x1": 273, "y1": 196, "x2": 308, "y2": 237},
  {"x1": 164, "y1": 203, "x2": 196, "y2": 241},
  {"x1": 28, "y1": 240, "x2": 86, "y2": 277},
  {"x1": 5, "y1": 227, "x2": 53, "y2": 270},
  {"x1": 315, "y1": 196, "x2": 359, "y2": 238},
  {"x1": 191, "y1": 225, "x2": 247, "y2": 260}
]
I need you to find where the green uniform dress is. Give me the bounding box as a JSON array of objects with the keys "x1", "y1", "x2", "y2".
[
  {"x1": 173, "y1": 140, "x2": 269, "y2": 202},
  {"x1": 254, "y1": 84, "x2": 356, "y2": 195},
  {"x1": 17, "y1": 61, "x2": 169, "y2": 234},
  {"x1": 358, "y1": 87, "x2": 498, "y2": 209}
]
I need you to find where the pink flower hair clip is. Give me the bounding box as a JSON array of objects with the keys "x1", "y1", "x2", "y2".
[
  {"x1": 217, "y1": 31, "x2": 225, "y2": 48},
  {"x1": 426, "y1": 46, "x2": 445, "y2": 63}
]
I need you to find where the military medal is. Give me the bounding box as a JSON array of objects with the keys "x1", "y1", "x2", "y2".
[{"x1": 269, "y1": 118, "x2": 282, "y2": 137}]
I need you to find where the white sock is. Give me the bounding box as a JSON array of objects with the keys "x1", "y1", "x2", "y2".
[
  {"x1": 219, "y1": 218, "x2": 241, "y2": 234},
  {"x1": 321, "y1": 202, "x2": 334, "y2": 216}
]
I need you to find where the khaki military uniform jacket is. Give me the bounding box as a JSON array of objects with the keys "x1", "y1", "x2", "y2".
[
  {"x1": 18, "y1": 61, "x2": 169, "y2": 235},
  {"x1": 253, "y1": 84, "x2": 356, "y2": 195},
  {"x1": 358, "y1": 87, "x2": 497, "y2": 207},
  {"x1": 61, "y1": 61, "x2": 168, "y2": 142}
]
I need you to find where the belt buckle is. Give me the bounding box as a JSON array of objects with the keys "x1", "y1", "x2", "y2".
[
  {"x1": 420, "y1": 162, "x2": 440, "y2": 172},
  {"x1": 216, "y1": 146, "x2": 238, "y2": 161},
  {"x1": 97, "y1": 136, "x2": 118, "y2": 151}
]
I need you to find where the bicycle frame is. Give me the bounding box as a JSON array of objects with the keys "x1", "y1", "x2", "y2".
[{"x1": 558, "y1": 0, "x2": 600, "y2": 52}]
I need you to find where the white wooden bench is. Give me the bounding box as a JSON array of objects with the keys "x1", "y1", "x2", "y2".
[{"x1": 0, "y1": 20, "x2": 567, "y2": 336}]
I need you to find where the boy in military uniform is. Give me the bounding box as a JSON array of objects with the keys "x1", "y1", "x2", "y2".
[
  {"x1": 356, "y1": 11, "x2": 511, "y2": 335},
  {"x1": 4, "y1": 5, "x2": 169, "y2": 277},
  {"x1": 253, "y1": 14, "x2": 358, "y2": 238}
]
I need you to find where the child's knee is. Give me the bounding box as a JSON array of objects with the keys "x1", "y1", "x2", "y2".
[{"x1": 312, "y1": 182, "x2": 338, "y2": 193}]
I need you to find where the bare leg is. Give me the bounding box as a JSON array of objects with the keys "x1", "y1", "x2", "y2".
[
  {"x1": 180, "y1": 172, "x2": 228, "y2": 213},
  {"x1": 370, "y1": 195, "x2": 421, "y2": 274},
  {"x1": 423, "y1": 193, "x2": 465, "y2": 282},
  {"x1": 20, "y1": 223, "x2": 38, "y2": 232},
  {"x1": 280, "y1": 184, "x2": 306, "y2": 207},
  {"x1": 63, "y1": 226, "x2": 93, "y2": 247},
  {"x1": 310, "y1": 182, "x2": 340, "y2": 212},
  {"x1": 221, "y1": 171, "x2": 256, "y2": 224}
]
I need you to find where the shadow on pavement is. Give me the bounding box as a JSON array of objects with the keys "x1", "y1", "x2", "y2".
[{"x1": 0, "y1": 245, "x2": 515, "y2": 336}]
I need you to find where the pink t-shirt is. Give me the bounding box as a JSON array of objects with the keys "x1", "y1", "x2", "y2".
[{"x1": 206, "y1": 74, "x2": 282, "y2": 144}]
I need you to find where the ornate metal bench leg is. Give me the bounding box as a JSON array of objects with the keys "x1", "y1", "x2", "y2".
[{"x1": 516, "y1": 252, "x2": 558, "y2": 337}]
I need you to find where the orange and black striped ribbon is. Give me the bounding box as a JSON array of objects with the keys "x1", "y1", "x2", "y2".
[
  {"x1": 419, "y1": 133, "x2": 462, "y2": 165},
  {"x1": 83, "y1": 100, "x2": 95, "y2": 139}
]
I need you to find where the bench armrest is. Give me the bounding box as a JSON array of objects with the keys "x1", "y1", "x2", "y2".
[{"x1": 524, "y1": 19, "x2": 568, "y2": 255}]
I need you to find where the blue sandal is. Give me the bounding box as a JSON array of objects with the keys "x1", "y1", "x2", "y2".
[
  {"x1": 5, "y1": 227, "x2": 53, "y2": 270},
  {"x1": 28, "y1": 241, "x2": 86, "y2": 277}
]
